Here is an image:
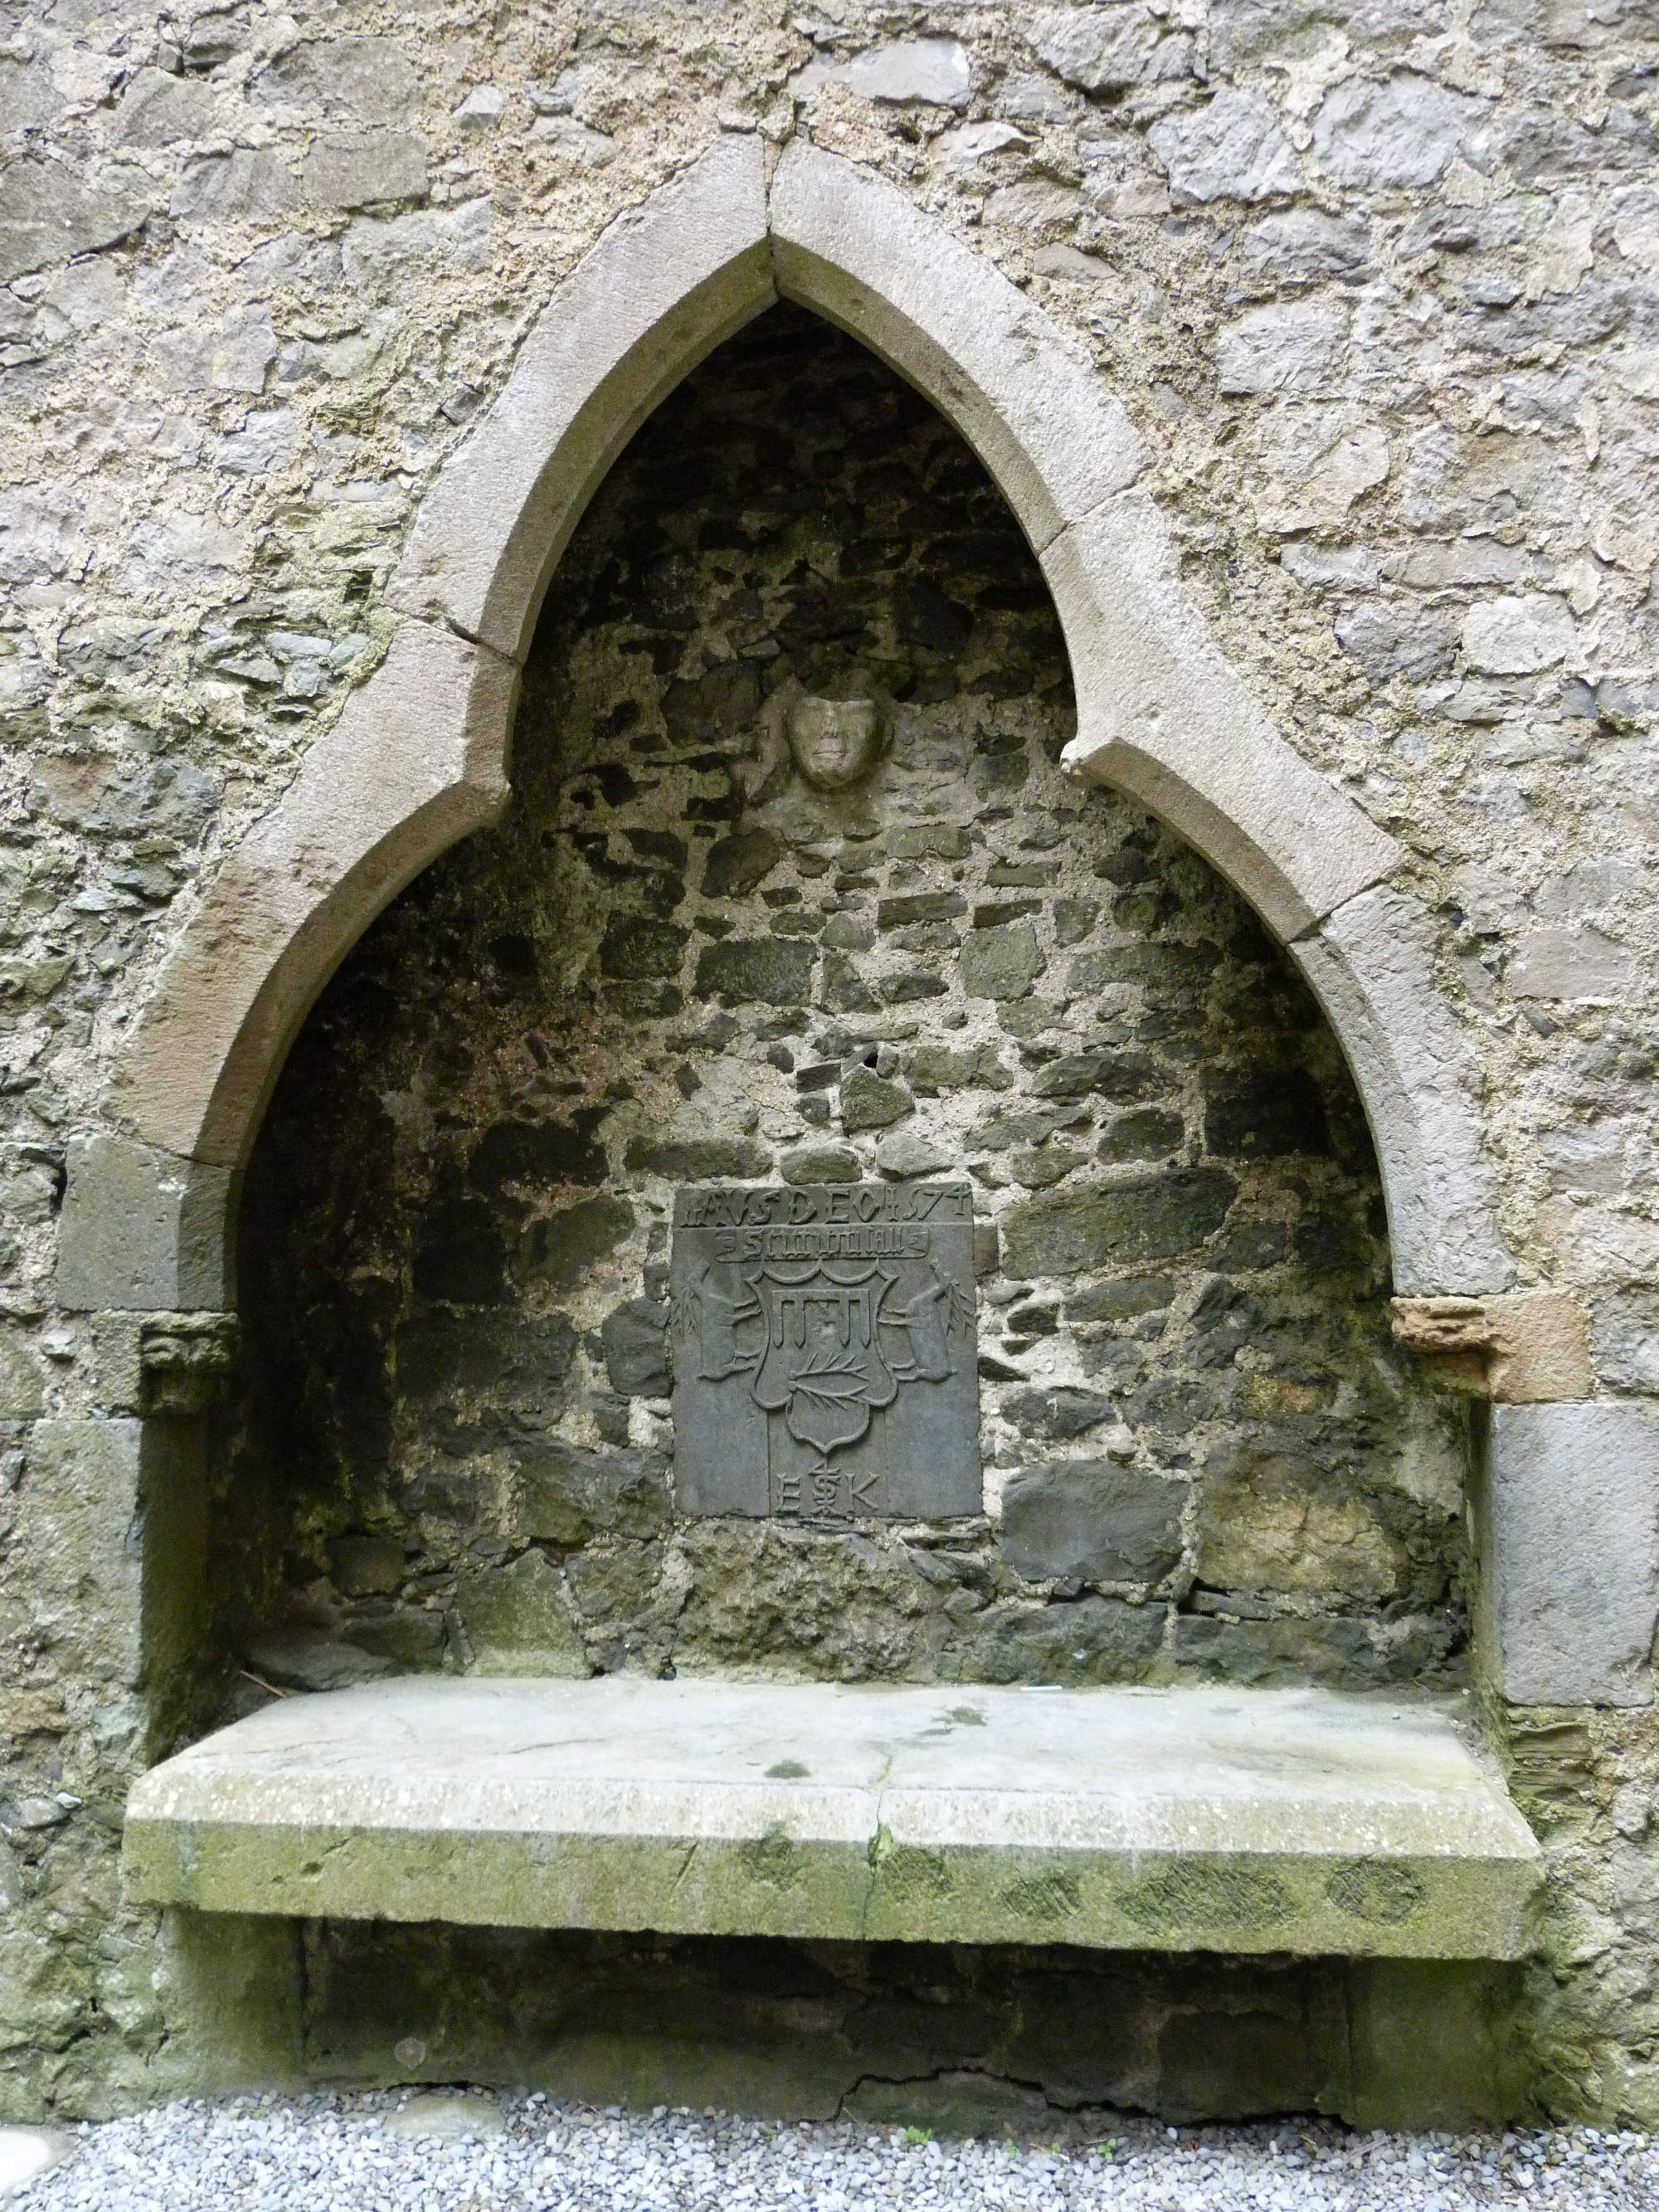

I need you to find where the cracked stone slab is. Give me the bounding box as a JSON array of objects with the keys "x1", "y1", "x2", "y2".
[{"x1": 124, "y1": 1677, "x2": 1540, "y2": 1960}]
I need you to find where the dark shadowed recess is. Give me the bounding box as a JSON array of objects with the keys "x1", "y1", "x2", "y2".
[{"x1": 286, "y1": 1922, "x2": 1524, "y2": 2132}]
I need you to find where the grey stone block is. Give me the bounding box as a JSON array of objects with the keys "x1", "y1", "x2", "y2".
[
  {"x1": 111, "y1": 66, "x2": 218, "y2": 147},
  {"x1": 694, "y1": 935, "x2": 815, "y2": 1006},
  {"x1": 1238, "y1": 210, "x2": 1371, "y2": 290},
  {"x1": 20, "y1": 1419, "x2": 145, "y2": 1687},
  {"x1": 455, "y1": 1552, "x2": 587, "y2": 1678},
  {"x1": 1001, "y1": 1461, "x2": 1186, "y2": 1585},
  {"x1": 1481, "y1": 1401, "x2": 1659, "y2": 1707},
  {"x1": 703, "y1": 829, "x2": 783, "y2": 898},
  {"x1": 17, "y1": 1415, "x2": 209, "y2": 1737},
  {"x1": 171, "y1": 150, "x2": 300, "y2": 224},
  {"x1": 839, "y1": 1069, "x2": 912, "y2": 1133},
  {"x1": 1311, "y1": 74, "x2": 1485, "y2": 191},
  {"x1": 1216, "y1": 302, "x2": 1349, "y2": 397},
  {"x1": 964, "y1": 1593, "x2": 1168, "y2": 1683},
  {"x1": 1002, "y1": 1386, "x2": 1121, "y2": 1443},
  {"x1": 623, "y1": 1137, "x2": 771, "y2": 1182},
  {"x1": 56, "y1": 1135, "x2": 238, "y2": 1313},
  {"x1": 781, "y1": 1144, "x2": 861, "y2": 1185},
  {"x1": 874, "y1": 1126, "x2": 951, "y2": 1179},
  {"x1": 1146, "y1": 87, "x2": 1297, "y2": 203},
  {"x1": 0, "y1": 1332, "x2": 45, "y2": 1416},
  {"x1": 960, "y1": 919, "x2": 1044, "y2": 1001},
  {"x1": 522, "y1": 1196, "x2": 635, "y2": 1289},
  {"x1": 601, "y1": 1299, "x2": 671, "y2": 1397},
  {"x1": 1507, "y1": 926, "x2": 1631, "y2": 1003},
  {"x1": 1002, "y1": 1169, "x2": 1237, "y2": 1278},
  {"x1": 1029, "y1": 5, "x2": 1190, "y2": 92},
  {"x1": 300, "y1": 130, "x2": 428, "y2": 210},
  {"x1": 843, "y1": 38, "x2": 972, "y2": 106},
  {"x1": 253, "y1": 36, "x2": 421, "y2": 125},
  {"x1": 512, "y1": 1440, "x2": 671, "y2": 1546},
  {"x1": 0, "y1": 159, "x2": 151, "y2": 281}
]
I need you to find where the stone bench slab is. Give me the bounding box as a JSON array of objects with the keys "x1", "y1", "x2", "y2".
[{"x1": 123, "y1": 1678, "x2": 1541, "y2": 1959}]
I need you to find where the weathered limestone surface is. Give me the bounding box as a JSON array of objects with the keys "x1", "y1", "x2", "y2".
[
  {"x1": 0, "y1": 0, "x2": 1654, "y2": 2132},
  {"x1": 56, "y1": 1134, "x2": 237, "y2": 1312},
  {"x1": 391, "y1": 134, "x2": 775, "y2": 660},
  {"x1": 124, "y1": 1677, "x2": 1542, "y2": 1959},
  {"x1": 1477, "y1": 1401, "x2": 1659, "y2": 1709}
]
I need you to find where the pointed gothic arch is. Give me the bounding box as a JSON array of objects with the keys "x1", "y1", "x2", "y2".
[{"x1": 59, "y1": 133, "x2": 1511, "y2": 1310}]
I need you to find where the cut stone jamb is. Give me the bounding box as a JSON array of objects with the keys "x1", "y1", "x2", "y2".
[
  {"x1": 1292, "y1": 889, "x2": 1512, "y2": 1297},
  {"x1": 1473, "y1": 1400, "x2": 1659, "y2": 1708},
  {"x1": 19, "y1": 1415, "x2": 211, "y2": 1759},
  {"x1": 57, "y1": 1134, "x2": 238, "y2": 1313}
]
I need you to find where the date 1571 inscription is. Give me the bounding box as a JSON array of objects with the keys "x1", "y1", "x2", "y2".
[{"x1": 669, "y1": 1183, "x2": 981, "y2": 1523}]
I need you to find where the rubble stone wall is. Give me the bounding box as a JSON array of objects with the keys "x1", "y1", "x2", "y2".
[
  {"x1": 0, "y1": 0, "x2": 1655, "y2": 2128},
  {"x1": 222, "y1": 305, "x2": 1467, "y2": 1712}
]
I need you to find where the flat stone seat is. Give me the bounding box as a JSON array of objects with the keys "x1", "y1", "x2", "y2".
[{"x1": 124, "y1": 1678, "x2": 1541, "y2": 1959}]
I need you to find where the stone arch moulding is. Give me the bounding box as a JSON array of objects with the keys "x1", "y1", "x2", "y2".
[{"x1": 57, "y1": 130, "x2": 1513, "y2": 1321}]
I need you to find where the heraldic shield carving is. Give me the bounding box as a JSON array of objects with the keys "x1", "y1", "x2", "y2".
[{"x1": 669, "y1": 1183, "x2": 981, "y2": 1521}]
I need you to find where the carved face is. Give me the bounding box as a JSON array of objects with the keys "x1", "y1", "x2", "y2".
[{"x1": 786, "y1": 695, "x2": 886, "y2": 789}]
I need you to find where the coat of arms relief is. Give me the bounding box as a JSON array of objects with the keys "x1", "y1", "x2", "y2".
[{"x1": 669, "y1": 1183, "x2": 982, "y2": 1523}]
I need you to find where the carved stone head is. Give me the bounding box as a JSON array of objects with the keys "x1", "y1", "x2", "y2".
[{"x1": 785, "y1": 693, "x2": 888, "y2": 790}]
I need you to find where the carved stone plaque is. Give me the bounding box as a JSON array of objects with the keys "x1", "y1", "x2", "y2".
[{"x1": 670, "y1": 1183, "x2": 980, "y2": 1522}]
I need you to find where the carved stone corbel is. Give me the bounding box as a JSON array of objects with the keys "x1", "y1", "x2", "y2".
[
  {"x1": 1389, "y1": 1291, "x2": 1592, "y2": 1403},
  {"x1": 139, "y1": 1313, "x2": 241, "y2": 1418}
]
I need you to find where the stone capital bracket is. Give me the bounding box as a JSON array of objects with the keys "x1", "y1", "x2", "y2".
[
  {"x1": 139, "y1": 1313, "x2": 241, "y2": 1418},
  {"x1": 1392, "y1": 1292, "x2": 1592, "y2": 1403}
]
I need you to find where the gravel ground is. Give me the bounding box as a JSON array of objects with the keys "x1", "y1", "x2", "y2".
[{"x1": 9, "y1": 2090, "x2": 1656, "y2": 2211}]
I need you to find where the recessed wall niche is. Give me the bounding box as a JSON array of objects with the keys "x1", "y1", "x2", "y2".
[{"x1": 217, "y1": 305, "x2": 1467, "y2": 1706}]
